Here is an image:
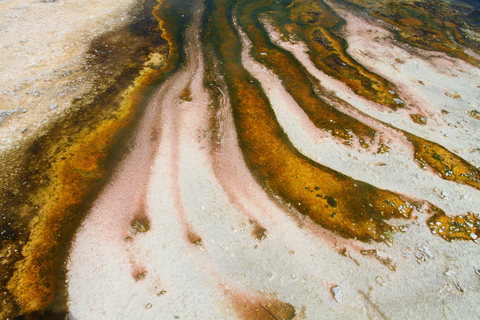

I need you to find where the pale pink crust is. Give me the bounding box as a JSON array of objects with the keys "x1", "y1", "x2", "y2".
[{"x1": 208, "y1": 84, "x2": 271, "y2": 240}]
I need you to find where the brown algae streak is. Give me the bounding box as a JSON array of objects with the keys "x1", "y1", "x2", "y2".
[
  {"x1": 203, "y1": 0, "x2": 412, "y2": 242},
  {"x1": 265, "y1": 0, "x2": 403, "y2": 109},
  {"x1": 236, "y1": 0, "x2": 377, "y2": 144},
  {"x1": 1, "y1": 0, "x2": 181, "y2": 317}
]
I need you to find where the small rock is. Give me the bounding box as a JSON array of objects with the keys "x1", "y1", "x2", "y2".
[
  {"x1": 418, "y1": 244, "x2": 433, "y2": 259},
  {"x1": 145, "y1": 303, "x2": 152, "y2": 309},
  {"x1": 455, "y1": 283, "x2": 465, "y2": 292},
  {"x1": 445, "y1": 268, "x2": 456, "y2": 276},
  {"x1": 331, "y1": 285, "x2": 343, "y2": 302}
]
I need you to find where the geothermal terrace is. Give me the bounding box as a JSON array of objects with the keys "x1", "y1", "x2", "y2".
[{"x1": 1, "y1": 0, "x2": 480, "y2": 319}]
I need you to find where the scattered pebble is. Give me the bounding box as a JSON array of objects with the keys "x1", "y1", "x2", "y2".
[
  {"x1": 445, "y1": 268, "x2": 456, "y2": 276},
  {"x1": 415, "y1": 244, "x2": 434, "y2": 262},
  {"x1": 440, "y1": 191, "x2": 448, "y2": 200},
  {"x1": 331, "y1": 286, "x2": 343, "y2": 302},
  {"x1": 376, "y1": 276, "x2": 385, "y2": 286}
]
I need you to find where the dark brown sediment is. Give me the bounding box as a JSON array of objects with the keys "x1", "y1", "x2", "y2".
[{"x1": 0, "y1": 0, "x2": 185, "y2": 317}]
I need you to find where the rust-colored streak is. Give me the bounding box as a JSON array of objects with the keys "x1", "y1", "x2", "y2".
[
  {"x1": 180, "y1": 83, "x2": 193, "y2": 101},
  {"x1": 407, "y1": 134, "x2": 480, "y2": 190},
  {"x1": 237, "y1": 0, "x2": 377, "y2": 143},
  {"x1": 205, "y1": 0, "x2": 412, "y2": 242},
  {"x1": 4, "y1": 0, "x2": 179, "y2": 316},
  {"x1": 266, "y1": 0, "x2": 403, "y2": 109},
  {"x1": 428, "y1": 206, "x2": 480, "y2": 241},
  {"x1": 226, "y1": 289, "x2": 296, "y2": 320}
]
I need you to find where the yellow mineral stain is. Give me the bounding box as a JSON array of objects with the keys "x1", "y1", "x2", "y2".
[
  {"x1": 469, "y1": 110, "x2": 480, "y2": 120},
  {"x1": 428, "y1": 206, "x2": 480, "y2": 241},
  {"x1": 376, "y1": 141, "x2": 391, "y2": 154},
  {"x1": 7, "y1": 0, "x2": 178, "y2": 313},
  {"x1": 407, "y1": 134, "x2": 480, "y2": 190},
  {"x1": 410, "y1": 114, "x2": 427, "y2": 125}
]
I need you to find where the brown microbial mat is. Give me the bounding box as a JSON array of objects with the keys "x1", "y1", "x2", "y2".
[{"x1": 1, "y1": 0, "x2": 480, "y2": 319}]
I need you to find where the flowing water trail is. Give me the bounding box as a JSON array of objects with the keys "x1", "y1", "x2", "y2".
[{"x1": 66, "y1": 0, "x2": 480, "y2": 319}]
